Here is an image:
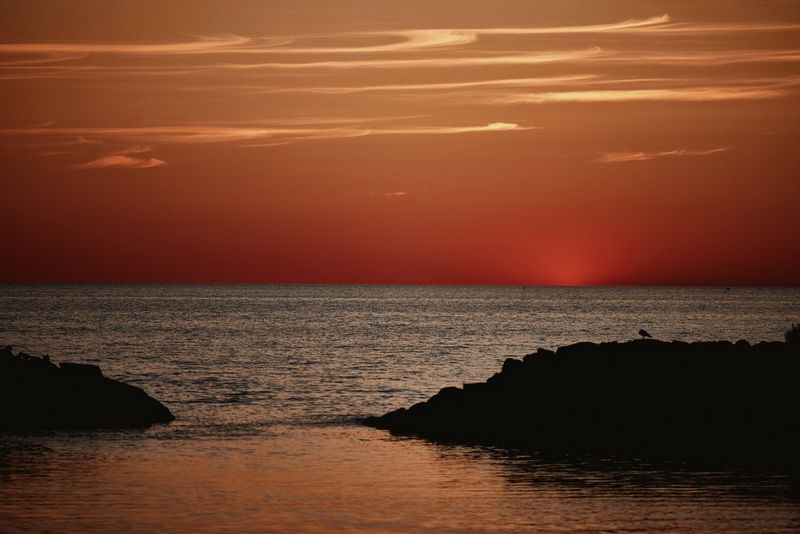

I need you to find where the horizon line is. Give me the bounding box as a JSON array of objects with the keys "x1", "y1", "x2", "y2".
[{"x1": 1, "y1": 282, "x2": 798, "y2": 288}]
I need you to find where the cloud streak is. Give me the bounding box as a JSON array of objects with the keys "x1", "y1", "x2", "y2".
[
  {"x1": 5, "y1": 47, "x2": 800, "y2": 80},
  {"x1": 596, "y1": 147, "x2": 731, "y2": 163},
  {"x1": 594, "y1": 49, "x2": 800, "y2": 66},
  {"x1": 210, "y1": 48, "x2": 604, "y2": 70},
  {"x1": 611, "y1": 20, "x2": 800, "y2": 34},
  {"x1": 2, "y1": 12, "x2": 798, "y2": 171},
  {"x1": 245, "y1": 75, "x2": 797, "y2": 98},
  {"x1": 0, "y1": 35, "x2": 261, "y2": 56},
  {"x1": 254, "y1": 75, "x2": 600, "y2": 95},
  {"x1": 74, "y1": 154, "x2": 166, "y2": 170},
  {"x1": 495, "y1": 85, "x2": 793, "y2": 104},
  {"x1": 0, "y1": 30, "x2": 475, "y2": 59},
  {"x1": 369, "y1": 122, "x2": 528, "y2": 135},
  {"x1": 113, "y1": 145, "x2": 154, "y2": 155},
  {"x1": 269, "y1": 30, "x2": 479, "y2": 54},
  {"x1": 2, "y1": 14, "x2": 800, "y2": 82},
  {"x1": 0, "y1": 16, "x2": 670, "y2": 60},
  {"x1": 4, "y1": 15, "x2": 798, "y2": 61},
  {"x1": 1, "y1": 121, "x2": 531, "y2": 149}
]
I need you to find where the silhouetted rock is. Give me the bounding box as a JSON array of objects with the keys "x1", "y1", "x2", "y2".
[
  {"x1": 365, "y1": 339, "x2": 800, "y2": 462},
  {"x1": 787, "y1": 323, "x2": 800, "y2": 345},
  {"x1": 0, "y1": 346, "x2": 175, "y2": 430}
]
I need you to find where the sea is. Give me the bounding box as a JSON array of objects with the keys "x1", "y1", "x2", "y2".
[{"x1": 1, "y1": 285, "x2": 799, "y2": 533}]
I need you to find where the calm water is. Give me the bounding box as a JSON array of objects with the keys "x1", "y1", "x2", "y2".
[{"x1": 1, "y1": 285, "x2": 799, "y2": 532}]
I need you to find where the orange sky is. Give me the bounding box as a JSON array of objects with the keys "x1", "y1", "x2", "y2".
[{"x1": 1, "y1": 0, "x2": 799, "y2": 285}]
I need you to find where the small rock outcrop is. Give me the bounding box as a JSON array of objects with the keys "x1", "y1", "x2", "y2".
[
  {"x1": 365, "y1": 339, "x2": 800, "y2": 461},
  {"x1": 0, "y1": 346, "x2": 175, "y2": 430}
]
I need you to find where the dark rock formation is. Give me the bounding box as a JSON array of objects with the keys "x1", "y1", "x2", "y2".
[
  {"x1": 0, "y1": 346, "x2": 175, "y2": 430},
  {"x1": 365, "y1": 339, "x2": 800, "y2": 461}
]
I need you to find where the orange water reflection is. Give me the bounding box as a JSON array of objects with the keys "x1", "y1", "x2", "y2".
[{"x1": 2, "y1": 426, "x2": 800, "y2": 533}]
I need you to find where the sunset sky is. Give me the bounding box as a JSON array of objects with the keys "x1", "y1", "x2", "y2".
[{"x1": 2, "y1": 0, "x2": 799, "y2": 285}]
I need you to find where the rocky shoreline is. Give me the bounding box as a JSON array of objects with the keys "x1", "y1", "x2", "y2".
[
  {"x1": 0, "y1": 346, "x2": 174, "y2": 430},
  {"x1": 365, "y1": 339, "x2": 800, "y2": 461}
]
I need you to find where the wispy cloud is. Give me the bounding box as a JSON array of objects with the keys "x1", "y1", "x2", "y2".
[
  {"x1": 458, "y1": 16, "x2": 798, "y2": 37},
  {"x1": 209, "y1": 48, "x2": 603, "y2": 70},
  {"x1": 74, "y1": 154, "x2": 166, "y2": 170},
  {"x1": 5, "y1": 15, "x2": 798, "y2": 61},
  {"x1": 495, "y1": 85, "x2": 792, "y2": 104},
  {"x1": 113, "y1": 145, "x2": 153, "y2": 155},
  {"x1": 594, "y1": 49, "x2": 800, "y2": 66},
  {"x1": 272, "y1": 30, "x2": 478, "y2": 54},
  {"x1": 1, "y1": 121, "x2": 530, "y2": 151},
  {"x1": 0, "y1": 53, "x2": 87, "y2": 66},
  {"x1": 354, "y1": 188, "x2": 432, "y2": 199},
  {"x1": 0, "y1": 16, "x2": 669, "y2": 60},
  {"x1": 239, "y1": 123, "x2": 529, "y2": 146},
  {"x1": 2, "y1": 14, "x2": 800, "y2": 82},
  {"x1": 5, "y1": 53, "x2": 598, "y2": 80},
  {"x1": 609, "y1": 20, "x2": 800, "y2": 34},
  {"x1": 254, "y1": 75, "x2": 599, "y2": 95},
  {"x1": 596, "y1": 147, "x2": 731, "y2": 163},
  {"x1": 71, "y1": 144, "x2": 162, "y2": 170},
  {"x1": 244, "y1": 75, "x2": 788, "y2": 99},
  {"x1": 3, "y1": 11, "x2": 798, "y2": 170},
  {"x1": 6, "y1": 47, "x2": 800, "y2": 80},
  {"x1": 0, "y1": 31, "x2": 472, "y2": 58},
  {"x1": 377, "y1": 189, "x2": 431, "y2": 198},
  {"x1": 370, "y1": 122, "x2": 529, "y2": 135},
  {"x1": 0, "y1": 35, "x2": 258, "y2": 55}
]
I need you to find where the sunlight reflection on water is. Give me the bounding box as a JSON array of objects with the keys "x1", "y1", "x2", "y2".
[
  {"x1": 1, "y1": 285, "x2": 799, "y2": 532},
  {"x1": 2, "y1": 427, "x2": 800, "y2": 533}
]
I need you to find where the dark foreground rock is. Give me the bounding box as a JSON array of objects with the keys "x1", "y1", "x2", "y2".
[
  {"x1": 365, "y1": 339, "x2": 800, "y2": 461},
  {"x1": 0, "y1": 346, "x2": 175, "y2": 430}
]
